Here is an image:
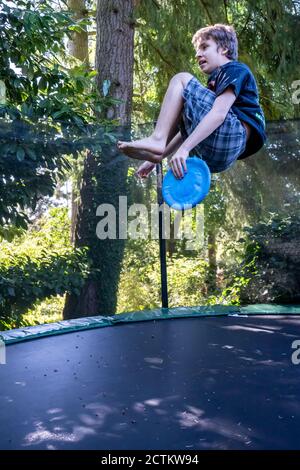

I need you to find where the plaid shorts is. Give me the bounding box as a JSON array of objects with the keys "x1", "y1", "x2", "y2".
[{"x1": 179, "y1": 76, "x2": 247, "y2": 173}]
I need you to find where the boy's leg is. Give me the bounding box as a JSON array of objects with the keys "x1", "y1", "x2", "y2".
[
  {"x1": 117, "y1": 72, "x2": 194, "y2": 156},
  {"x1": 121, "y1": 131, "x2": 183, "y2": 164}
]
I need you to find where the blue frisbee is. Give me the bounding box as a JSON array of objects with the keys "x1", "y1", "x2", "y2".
[{"x1": 162, "y1": 156, "x2": 211, "y2": 210}]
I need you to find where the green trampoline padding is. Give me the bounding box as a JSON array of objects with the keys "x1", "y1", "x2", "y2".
[{"x1": 1, "y1": 303, "x2": 300, "y2": 345}]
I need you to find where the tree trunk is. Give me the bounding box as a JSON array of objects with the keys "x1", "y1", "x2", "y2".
[
  {"x1": 67, "y1": 0, "x2": 90, "y2": 244},
  {"x1": 206, "y1": 229, "x2": 217, "y2": 293},
  {"x1": 63, "y1": 0, "x2": 135, "y2": 319},
  {"x1": 64, "y1": 0, "x2": 89, "y2": 313},
  {"x1": 68, "y1": 0, "x2": 89, "y2": 64},
  {"x1": 95, "y1": 0, "x2": 134, "y2": 123}
]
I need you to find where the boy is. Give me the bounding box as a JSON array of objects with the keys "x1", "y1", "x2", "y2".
[{"x1": 117, "y1": 24, "x2": 266, "y2": 179}]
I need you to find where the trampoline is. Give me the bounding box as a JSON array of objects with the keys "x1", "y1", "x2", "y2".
[{"x1": 1, "y1": 304, "x2": 300, "y2": 450}]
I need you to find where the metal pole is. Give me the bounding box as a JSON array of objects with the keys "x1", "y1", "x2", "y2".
[{"x1": 156, "y1": 162, "x2": 169, "y2": 308}]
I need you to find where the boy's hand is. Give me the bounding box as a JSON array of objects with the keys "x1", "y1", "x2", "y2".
[
  {"x1": 135, "y1": 161, "x2": 155, "y2": 179},
  {"x1": 169, "y1": 147, "x2": 189, "y2": 179}
]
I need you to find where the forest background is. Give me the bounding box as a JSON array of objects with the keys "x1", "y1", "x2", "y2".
[{"x1": 0, "y1": 0, "x2": 299, "y2": 330}]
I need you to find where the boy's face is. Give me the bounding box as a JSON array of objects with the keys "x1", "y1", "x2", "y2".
[{"x1": 195, "y1": 37, "x2": 229, "y2": 75}]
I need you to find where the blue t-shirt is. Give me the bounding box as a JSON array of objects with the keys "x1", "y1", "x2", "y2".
[{"x1": 207, "y1": 61, "x2": 266, "y2": 159}]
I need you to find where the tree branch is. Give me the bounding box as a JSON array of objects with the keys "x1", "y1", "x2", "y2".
[
  {"x1": 146, "y1": 36, "x2": 176, "y2": 71},
  {"x1": 198, "y1": 0, "x2": 214, "y2": 24},
  {"x1": 151, "y1": 0, "x2": 160, "y2": 9},
  {"x1": 223, "y1": 0, "x2": 229, "y2": 23}
]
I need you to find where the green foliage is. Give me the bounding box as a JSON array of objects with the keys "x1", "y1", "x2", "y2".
[
  {"x1": 22, "y1": 294, "x2": 66, "y2": 326},
  {"x1": 133, "y1": 0, "x2": 300, "y2": 122},
  {"x1": 203, "y1": 178, "x2": 227, "y2": 229},
  {"x1": 0, "y1": 0, "x2": 119, "y2": 234},
  {"x1": 117, "y1": 233, "x2": 209, "y2": 313},
  {"x1": 0, "y1": 1, "x2": 116, "y2": 122},
  {"x1": 215, "y1": 213, "x2": 300, "y2": 305},
  {"x1": 0, "y1": 207, "x2": 91, "y2": 329},
  {"x1": 0, "y1": 248, "x2": 89, "y2": 320},
  {"x1": 0, "y1": 1, "x2": 298, "y2": 327}
]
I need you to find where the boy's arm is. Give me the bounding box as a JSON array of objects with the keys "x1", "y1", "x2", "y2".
[
  {"x1": 180, "y1": 87, "x2": 236, "y2": 153},
  {"x1": 162, "y1": 131, "x2": 183, "y2": 158},
  {"x1": 135, "y1": 132, "x2": 183, "y2": 179}
]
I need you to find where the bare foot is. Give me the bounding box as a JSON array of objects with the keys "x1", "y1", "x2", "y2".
[
  {"x1": 135, "y1": 161, "x2": 156, "y2": 179},
  {"x1": 117, "y1": 135, "x2": 166, "y2": 155},
  {"x1": 117, "y1": 145, "x2": 163, "y2": 164}
]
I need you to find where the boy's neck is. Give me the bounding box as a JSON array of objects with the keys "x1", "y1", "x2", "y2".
[
  {"x1": 218, "y1": 57, "x2": 233, "y2": 67},
  {"x1": 210, "y1": 58, "x2": 233, "y2": 74}
]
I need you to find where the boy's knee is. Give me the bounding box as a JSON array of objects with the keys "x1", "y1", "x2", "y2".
[{"x1": 172, "y1": 72, "x2": 194, "y2": 87}]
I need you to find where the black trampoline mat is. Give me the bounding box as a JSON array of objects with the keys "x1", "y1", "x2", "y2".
[{"x1": 1, "y1": 315, "x2": 300, "y2": 450}]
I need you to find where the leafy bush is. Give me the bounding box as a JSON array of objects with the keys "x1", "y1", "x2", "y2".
[
  {"x1": 0, "y1": 0, "x2": 118, "y2": 234},
  {"x1": 117, "y1": 238, "x2": 209, "y2": 312},
  {"x1": 21, "y1": 294, "x2": 66, "y2": 327},
  {"x1": 0, "y1": 207, "x2": 91, "y2": 329},
  {"x1": 219, "y1": 213, "x2": 300, "y2": 305}
]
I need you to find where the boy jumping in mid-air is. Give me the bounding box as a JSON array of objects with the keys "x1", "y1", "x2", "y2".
[{"x1": 117, "y1": 23, "x2": 266, "y2": 179}]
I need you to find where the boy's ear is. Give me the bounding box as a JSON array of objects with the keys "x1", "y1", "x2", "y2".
[{"x1": 221, "y1": 48, "x2": 229, "y2": 55}]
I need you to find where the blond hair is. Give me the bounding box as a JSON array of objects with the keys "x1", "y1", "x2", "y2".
[{"x1": 192, "y1": 24, "x2": 238, "y2": 60}]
